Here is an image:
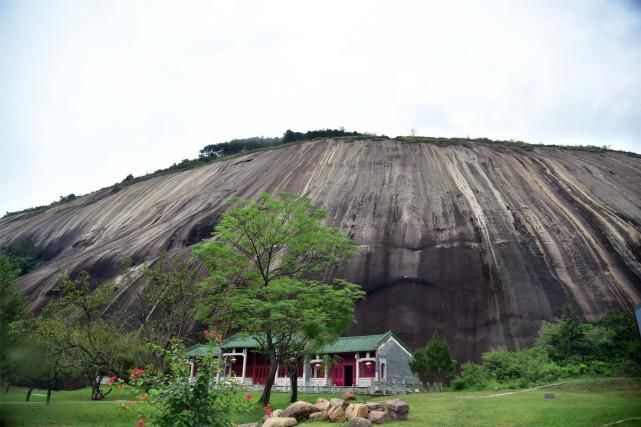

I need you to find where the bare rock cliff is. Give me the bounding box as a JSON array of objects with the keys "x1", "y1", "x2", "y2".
[{"x1": 2, "y1": 139, "x2": 640, "y2": 360}]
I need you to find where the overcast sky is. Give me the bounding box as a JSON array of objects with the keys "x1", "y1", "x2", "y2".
[{"x1": 1, "y1": 1, "x2": 640, "y2": 215}]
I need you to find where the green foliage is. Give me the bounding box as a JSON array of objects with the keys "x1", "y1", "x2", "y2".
[
  {"x1": 282, "y1": 128, "x2": 363, "y2": 143},
  {"x1": 451, "y1": 362, "x2": 490, "y2": 390},
  {"x1": 40, "y1": 271, "x2": 145, "y2": 399},
  {"x1": 121, "y1": 341, "x2": 246, "y2": 427},
  {"x1": 0, "y1": 255, "x2": 24, "y2": 387},
  {"x1": 194, "y1": 192, "x2": 364, "y2": 404},
  {"x1": 452, "y1": 306, "x2": 641, "y2": 391},
  {"x1": 0, "y1": 239, "x2": 43, "y2": 275},
  {"x1": 132, "y1": 253, "x2": 199, "y2": 349},
  {"x1": 396, "y1": 135, "x2": 616, "y2": 153},
  {"x1": 199, "y1": 136, "x2": 281, "y2": 158},
  {"x1": 410, "y1": 332, "x2": 456, "y2": 385}
]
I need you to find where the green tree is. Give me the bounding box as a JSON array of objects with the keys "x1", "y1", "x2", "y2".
[
  {"x1": 409, "y1": 331, "x2": 456, "y2": 386},
  {"x1": 49, "y1": 271, "x2": 143, "y2": 399},
  {"x1": 0, "y1": 255, "x2": 24, "y2": 388},
  {"x1": 10, "y1": 316, "x2": 80, "y2": 403},
  {"x1": 194, "y1": 192, "x2": 364, "y2": 404},
  {"x1": 539, "y1": 303, "x2": 587, "y2": 364},
  {"x1": 131, "y1": 253, "x2": 199, "y2": 350}
]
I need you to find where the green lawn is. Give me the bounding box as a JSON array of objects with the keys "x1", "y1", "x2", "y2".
[{"x1": 1, "y1": 378, "x2": 640, "y2": 426}]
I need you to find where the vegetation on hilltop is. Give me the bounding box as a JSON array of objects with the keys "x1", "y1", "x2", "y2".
[
  {"x1": 4, "y1": 129, "x2": 639, "y2": 219},
  {"x1": 2, "y1": 129, "x2": 366, "y2": 218}
]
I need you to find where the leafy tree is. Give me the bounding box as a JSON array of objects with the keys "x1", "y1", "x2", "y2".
[
  {"x1": 0, "y1": 239, "x2": 42, "y2": 275},
  {"x1": 409, "y1": 331, "x2": 456, "y2": 386},
  {"x1": 130, "y1": 253, "x2": 199, "y2": 350},
  {"x1": 9, "y1": 316, "x2": 81, "y2": 403},
  {"x1": 0, "y1": 255, "x2": 23, "y2": 388},
  {"x1": 539, "y1": 303, "x2": 587, "y2": 363},
  {"x1": 194, "y1": 192, "x2": 364, "y2": 404},
  {"x1": 199, "y1": 136, "x2": 281, "y2": 158},
  {"x1": 48, "y1": 271, "x2": 144, "y2": 399},
  {"x1": 282, "y1": 128, "x2": 363, "y2": 143}
]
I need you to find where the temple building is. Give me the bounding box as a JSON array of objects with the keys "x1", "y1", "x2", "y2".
[{"x1": 187, "y1": 331, "x2": 419, "y2": 392}]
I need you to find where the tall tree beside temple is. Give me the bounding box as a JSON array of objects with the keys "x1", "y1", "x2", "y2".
[{"x1": 194, "y1": 192, "x2": 364, "y2": 405}]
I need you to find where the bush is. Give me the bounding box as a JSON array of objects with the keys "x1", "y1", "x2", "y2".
[
  {"x1": 120, "y1": 339, "x2": 247, "y2": 427},
  {"x1": 453, "y1": 308, "x2": 641, "y2": 391},
  {"x1": 452, "y1": 362, "x2": 490, "y2": 390}
]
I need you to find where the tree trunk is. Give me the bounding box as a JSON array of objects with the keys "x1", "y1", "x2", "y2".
[
  {"x1": 91, "y1": 374, "x2": 103, "y2": 400},
  {"x1": 5, "y1": 383, "x2": 10, "y2": 393},
  {"x1": 46, "y1": 386, "x2": 52, "y2": 405},
  {"x1": 259, "y1": 351, "x2": 279, "y2": 405},
  {"x1": 288, "y1": 365, "x2": 298, "y2": 403},
  {"x1": 25, "y1": 386, "x2": 33, "y2": 402}
]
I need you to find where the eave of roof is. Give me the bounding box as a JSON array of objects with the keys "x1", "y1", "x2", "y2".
[
  {"x1": 190, "y1": 331, "x2": 412, "y2": 356},
  {"x1": 186, "y1": 343, "x2": 219, "y2": 357}
]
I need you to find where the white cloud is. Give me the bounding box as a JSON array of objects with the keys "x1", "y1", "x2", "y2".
[{"x1": 1, "y1": 0, "x2": 640, "y2": 214}]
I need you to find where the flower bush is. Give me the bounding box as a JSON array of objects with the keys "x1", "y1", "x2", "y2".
[{"x1": 117, "y1": 336, "x2": 247, "y2": 427}]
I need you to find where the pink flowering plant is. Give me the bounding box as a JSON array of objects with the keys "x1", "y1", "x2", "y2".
[{"x1": 117, "y1": 333, "x2": 248, "y2": 427}]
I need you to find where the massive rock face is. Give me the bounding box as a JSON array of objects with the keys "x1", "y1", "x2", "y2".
[{"x1": 1, "y1": 139, "x2": 640, "y2": 360}]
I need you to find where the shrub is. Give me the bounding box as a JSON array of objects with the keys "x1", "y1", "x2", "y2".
[
  {"x1": 452, "y1": 362, "x2": 490, "y2": 390},
  {"x1": 120, "y1": 339, "x2": 246, "y2": 427}
]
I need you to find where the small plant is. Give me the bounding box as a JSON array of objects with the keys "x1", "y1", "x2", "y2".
[{"x1": 117, "y1": 335, "x2": 247, "y2": 427}]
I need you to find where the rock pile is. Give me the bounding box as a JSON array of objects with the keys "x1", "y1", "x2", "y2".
[{"x1": 259, "y1": 398, "x2": 410, "y2": 426}]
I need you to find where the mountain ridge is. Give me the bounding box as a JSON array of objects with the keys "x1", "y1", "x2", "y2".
[{"x1": 2, "y1": 138, "x2": 640, "y2": 360}]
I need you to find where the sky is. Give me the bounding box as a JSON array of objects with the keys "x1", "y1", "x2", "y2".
[{"x1": 1, "y1": 1, "x2": 640, "y2": 215}]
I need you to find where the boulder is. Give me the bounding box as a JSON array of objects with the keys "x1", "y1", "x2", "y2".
[
  {"x1": 309, "y1": 411, "x2": 329, "y2": 421},
  {"x1": 272, "y1": 409, "x2": 284, "y2": 418},
  {"x1": 346, "y1": 403, "x2": 369, "y2": 420},
  {"x1": 328, "y1": 405, "x2": 346, "y2": 422},
  {"x1": 313, "y1": 398, "x2": 330, "y2": 412},
  {"x1": 365, "y1": 402, "x2": 383, "y2": 411},
  {"x1": 236, "y1": 424, "x2": 258, "y2": 427},
  {"x1": 348, "y1": 417, "x2": 372, "y2": 427},
  {"x1": 368, "y1": 410, "x2": 390, "y2": 424},
  {"x1": 263, "y1": 418, "x2": 298, "y2": 427},
  {"x1": 344, "y1": 391, "x2": 357, "y2": 400},
  {"x1": 330, "y1": 398, "x2": 347, "y2": 409},
  {"x1": 281, "y1": 401, "x2": 317, "y2": 421},
  {"x1": 386, "y1": 399, "x2": 409, "y2": 420}
]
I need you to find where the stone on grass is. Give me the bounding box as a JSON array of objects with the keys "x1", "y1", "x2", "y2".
[
  {"x1": 236, "y1": 424, "x2": 258, "y2": 427},
  {"x1": 262, "y1": 417, "x2": 298, "y2": 427},
  {"x1": 346, "y1": 403, "x2": 369, "y2": 420},
  {"x1": 330, "y1": 398, "x2": 347, "y2": 409},
  {"x1": 348, "y1": 417, "x2": 372, "y2": 427},
  {"x1": 309, "y1": 411, "x2": 329, "y2": 421},
  {"x1": 281, "y1": 401, "x2": 317, "y2": 421},
  {"x1": 365, "y1": 402, "x2": 383, "y2": 411},
  {"x1": 344, "y1": 391, "x2": 357, "y2": 400},
  {"x1": 368, "y1": 410, "x2": 390, "y2": 424},
  {"x1": 313, "y1": 398, "x2": 330, "y2": 412},
  {"x1": 386, "y1": 399, "x2": 409, "y2": 420},
  {"x1": 328, "y1": 405, "x2": 346, "y2": 422}
]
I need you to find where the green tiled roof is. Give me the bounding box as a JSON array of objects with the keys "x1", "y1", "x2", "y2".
[
  {"x1": 187, "y1": 331, "x2": 410, "y2": 357},
  {"x1": 221, "y1": 334, "x2": 261, "y2": 349},
  {"x1": 186, "y1": 344, "x2": 219, "y2": 357},
  {"x1": 319, "y1": 331, "x2": 395, "y2": 353},
  {"x1": 193, "y1": 330, "x2": 410, "y2": 355}
]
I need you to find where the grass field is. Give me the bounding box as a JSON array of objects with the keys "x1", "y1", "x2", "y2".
[{"x1": 1, "y1": 378, "x2": 640, "y2": 426}]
